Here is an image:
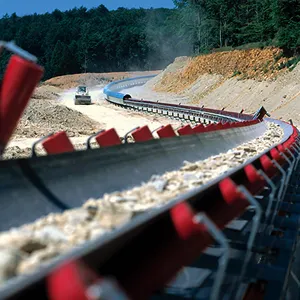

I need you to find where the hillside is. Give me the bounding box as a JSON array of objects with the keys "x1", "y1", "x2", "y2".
[{"x1": 147, "y1": 48, "x2": 300, "y2": 126}]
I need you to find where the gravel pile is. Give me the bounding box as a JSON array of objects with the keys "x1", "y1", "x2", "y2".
[
  {"x1": 1, "y1": 141, "x2": 101, "y2": 160},
  {"x1": 14, "y1": 99, "x2": 102, "y2": 138},
  {"x1": 1, "y1": 147, "x2": 35, "y2": 160},
  {"x1": 0, "y1": 122, "x2": 283, "y2": 285},
  {"x1": 31, "y1": 85, "x2": 62, "y2": 100}
]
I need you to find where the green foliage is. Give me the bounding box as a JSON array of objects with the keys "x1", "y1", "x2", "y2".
[
  {"x1": 0, "y1": 5, "x2": 190, "y2": 80},
  {"x1": 1, "y1": 1, "x2": 300, "y2": 80},
  {"x1": 173, "y1": 0, "x2": 300, "y2": 56},
  {"x1": 231, "y1": 70, "x2": 241, "y2": 77},
  {"x1": 277, "y1": 56, "x2": 300, "y2": 71},
  {"x1": 235, "y1": 42, "x2": 266, "y2": 50}
]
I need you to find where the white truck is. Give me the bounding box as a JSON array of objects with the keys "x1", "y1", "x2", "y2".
[{"x1": 74, "y1": 86, "x2": 91, "y2": 105}]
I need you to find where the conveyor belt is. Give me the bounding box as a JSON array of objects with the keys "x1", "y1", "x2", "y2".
[
  {"x1": 0, "y1": 41, "x2": 299, "y2": 300},
  {"x1": 0, "y1": 121, "x2": 266, "y2": 231}
]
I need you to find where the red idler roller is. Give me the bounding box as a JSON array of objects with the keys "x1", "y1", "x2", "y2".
[
  {"x1": 118, "y1": 202, "x2": 213, "y2": 300},
  {"x1": 207, "y1": 178, "x2": 250, "y2": 228},
  {"x1": 47, "y1": 260, "x2": 98, "y2": 300},
  {"x1": 214, "y1": 122, "x2": 223, "y2": 130},
  {"x1": 231, "y1": 122, "x2": 241, "y2": 128},
  {"x1": 193, "y1": 124, "x2": 206, "y2": 133},
  {"x1": 204, "y1": 123, "x2": 217, "y2": 132},
  {"x1": 283, "y1": 137, "x2": 296, "y2": 152},
  {"x1": 221, "y1": 122, "x2": 231, "y2": 129},
  {"x1": 259, "y1": 154, "x2": 278, "y2": 178},
  {"x1": 270, "y1": 147, "x2": 286, "y2": 166},
  {"x1": 47, "y1": 260, "x2": 129, "y2": 300},
  {"x1": 95, "y1": 128, "x2": 121, "y2": 147},
  {"x1": 156, "y1": 124, "x2": 176, "y2": 138},
  {"x1": 243, "y1": 164, "x2": 266, "y2": 194},
  {"x1": 0, "y1": 55, "x2": 44, "y2": 153},
  {"x1": 177, "y1": 124, "x2": 194, "y2": 136},
  {"x1": 283, "y1": 138, "x2": 293, "y2": 150},
  {"x1": 42, "y1": 131, "x2": 74, "y2": 155},
  {"x1": 119, "y1": 178, "x2": 249, "y2": 299},
  {"x1": 276, "y1": 143, "x2": 291, "y2": 158},
  {"x1": 131, "y1": 125, "x2": 154, "y2": 142}
]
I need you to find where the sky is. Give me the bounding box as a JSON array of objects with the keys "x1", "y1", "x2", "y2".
[{"x1": 1, "y1": 0, "x2": 175, "y2": 17}]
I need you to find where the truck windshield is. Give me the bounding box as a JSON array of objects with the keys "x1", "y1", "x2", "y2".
[{"x1": 78, "y1": 86, "x2": 87, "y2": 92}]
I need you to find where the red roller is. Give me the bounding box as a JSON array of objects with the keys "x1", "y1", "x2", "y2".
[
  {"x1": 157, "y1": 124, "x2": 176, "y2": 138},
  {"x1": 270, "y1": 147, "x2": 285, "y2": 166},
  {"x1": 243, "y1": 164, "x2": 266, "y2": 193},
  {"x1": 204, "y1": 124, "x2": 217, "y2": 132},
  {"x1": 231, "y1": 122, "x2": 240, "y2": 128},
  {"x1": 215, "y1": 122, "x2": 223, "y2": 130},
  {"x1": 193, "y1": 124, "x2": 206, "y2": 133},
  {"x1": 0, "y1": 55, "x2": 44, "y2": 152},
  {"x1": 131, "y1": 125, "x2": 154, "y2": 142},
  {"x1": 177, "y1": 124, "x2": 194, "y2": 136},
  {"x1": 47, "y1": 260, "x2": 94, "y2": 300},
  {"x1": 221, "y1": 122, "x2": 231, "y2": 129},
  {"x1": 120, "y1": 202, "x2": 213, "y2": 300},
  {"x1": 95, "y1": 128, "x2": 121, "y2": 147},
  {"x1": 119, "y1": 179, "x2": 250, "y2": 299},
  {"x1": 48, "y1": 260, "x2": 129, "y2": 300},
  {"x1": 260, "y1": 154, "x2": 278, "y2": 178},
  {"x1": 283, "y1": 138, "x2": 294, "y2": 150},
  {"x1": 42, "y1": 131, "x2": 74, "y2": 155},
  {"x1": 209, "y1": 178, "x2": 249, "y2": 228}
]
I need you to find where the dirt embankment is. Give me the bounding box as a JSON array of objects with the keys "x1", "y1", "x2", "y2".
[
  {"x1": 152, "y1": 48, "x2": 293, "y2": 93},
  {"x1": 148, "y1": 48, "x2": 300, "y2": 126},
  {"x1": 44, "y1": 71, "x2": 160, "y2": 90}
]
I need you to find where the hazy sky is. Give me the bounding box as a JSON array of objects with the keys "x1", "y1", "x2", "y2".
[{"x1": 1, "y1": 0, "x2": 175, "y2": 17}]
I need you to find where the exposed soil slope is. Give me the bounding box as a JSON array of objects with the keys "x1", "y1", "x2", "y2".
[
  {"x1": 152, "y1": 47, "x2": 293, "y2": 93},
  {"x1": 44, "y1": 71, "x2": 160, "y2": 90},
  {"x1": 148, "y1": 48, "x2": 300, "y2": 126}
]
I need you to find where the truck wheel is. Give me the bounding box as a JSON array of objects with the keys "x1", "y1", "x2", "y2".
[{"x1": 75, "y1": 100, "x2": 79, "y2": 105}]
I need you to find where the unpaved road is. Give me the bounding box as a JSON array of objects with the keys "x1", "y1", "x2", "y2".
[
  {"x1": 4, "y1": 82, "x2": 184, "y2": 156},
  {"x1": 58, "y1": 85, "x2": 184, "y2": 137}
]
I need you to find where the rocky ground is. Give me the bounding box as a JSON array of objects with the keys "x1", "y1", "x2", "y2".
[
  {"x1": 0, "y1": 121, "x2": 282, "y2": 285},
  {"x1": 14, "y1": 99, "x2": 101, "y2": 138}
]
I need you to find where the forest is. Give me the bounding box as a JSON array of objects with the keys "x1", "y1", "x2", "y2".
[{"x1": 1, "y1": 0, "x2": 299, "y2": 80}]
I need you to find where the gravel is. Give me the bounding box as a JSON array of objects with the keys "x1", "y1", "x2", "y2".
[
  {"x1": 0, "y1": 121, "x2": 283, "y2": 285},
  {"x1": 13, "y1": 99, "x2": 102, "y2": 139}
]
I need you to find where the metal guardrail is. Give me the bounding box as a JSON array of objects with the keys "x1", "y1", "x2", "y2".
[{"x1": 103, "y1": 76, "x2": 253, "y2": 124}]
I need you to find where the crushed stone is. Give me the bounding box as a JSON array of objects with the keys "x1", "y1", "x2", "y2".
[{"x1": 0, "y1": 121, "x2": 283, "y2": 285}]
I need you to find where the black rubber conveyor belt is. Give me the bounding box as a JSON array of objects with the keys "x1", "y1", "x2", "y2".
[{"x1": 0, "y1": 122, "x2": 266, "y2": 232}]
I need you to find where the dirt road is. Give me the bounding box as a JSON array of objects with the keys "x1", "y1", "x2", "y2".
[
  {"x1": 58, "y1": 85, "x2": 183, "y2": 137},
  {"x1": 2, "y1": 70, "x2": 186, "y2": 159}
]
